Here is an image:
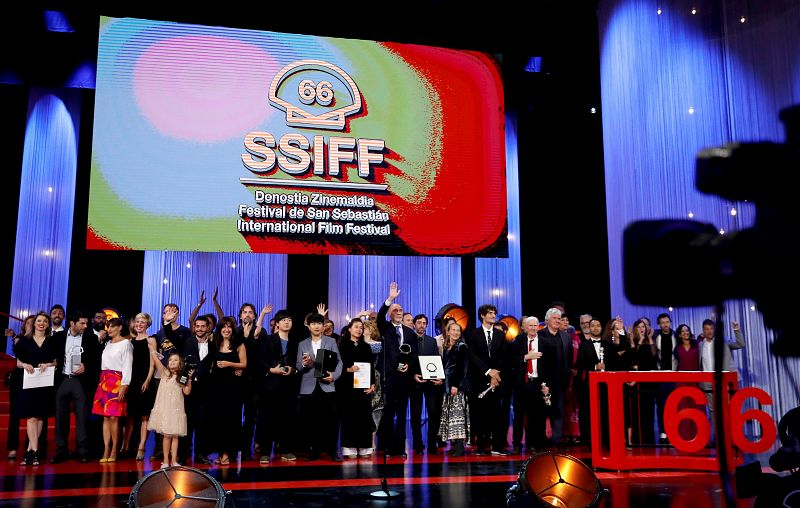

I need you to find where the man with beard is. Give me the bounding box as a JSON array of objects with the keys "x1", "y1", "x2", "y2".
[
  {"x1": 578, "y1": 315, "x2": 593, "y2": 339},
  {"x1": 409, "y1": 314, "x2": 443, "y2": 455},
  {"x1": 238, "y1": 303, "x2": 260, "y2": 460},
  {"x1": 180, "y1": 315, "x2": 216, "y2": 464},
  {"x1": 51, "y1": 311, "x2": 101, "y2": 463},
  {"x1": 654, "y1": 313, "x2": 677, "y2": 444},
  {"x1": 50, "y1": 305, "x2": 65, "y2": 334},
  {"x1": 575, "y1": 318, "x2": 614, "y2": 448},
  {"x1": 91, "y1": 310, "x2": 108, "y2": 343}
]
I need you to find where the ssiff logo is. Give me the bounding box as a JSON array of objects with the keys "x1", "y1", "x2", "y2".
[{"x1": 240, "y1": 60, "x2": 387, "y2": 191}]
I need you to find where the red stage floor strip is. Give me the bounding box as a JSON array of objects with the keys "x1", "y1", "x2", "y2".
[{"x1": 0, "y1": 475, "x2": 520, "y2": 500}]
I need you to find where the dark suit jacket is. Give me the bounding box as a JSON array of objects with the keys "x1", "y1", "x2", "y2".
[
  {"x1": 510, "y1": 333, "x2": 558, "y2": 388},
  {"x1": 465, "y1": 326, "x2": 506, "y2": 395},
  {"x1": 182, "y1": 336, "x2": 215, "y2": 384},
  {"x1": 251, "y1": 333, "x2": 285, "y2": 392},
  {"x1": 538, "y1": 327, "x2": 572, "y2": 390},
  {"x1": 375, "y1": 302, "x2": 419, "y2": 387},
  {"x1": 52, "y1": 329, "x2": 102, "y2": 396},
  {"x1": 574, "y1": 338, "x2": 615, "y2": 390}
]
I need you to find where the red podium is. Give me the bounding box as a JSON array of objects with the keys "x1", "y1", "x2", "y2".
[{"x1": 588, "y1": 371, "x2": 776, "y2": 472}]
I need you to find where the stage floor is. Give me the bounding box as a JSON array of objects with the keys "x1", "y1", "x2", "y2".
[{"x1": 0, "y1": 447, "x2": 765, "y2": 507}]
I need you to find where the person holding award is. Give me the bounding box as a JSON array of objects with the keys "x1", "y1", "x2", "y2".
[
  {"x1": 296, "y1": 313, "x2": 343, "y2": 461},
  {"x1": 375, "y1": 282, "x2": 419, "y2": 458}
]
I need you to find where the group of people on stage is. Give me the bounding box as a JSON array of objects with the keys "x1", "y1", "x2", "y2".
[{"x1": 4, "y1": 282, "x2": 746, "y2": 466}]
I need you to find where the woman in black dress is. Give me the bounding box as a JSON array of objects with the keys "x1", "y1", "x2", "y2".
[
  {"x1": 337, "y1": 318, "x2": 376, "y2": 458},
  {"x1": 630, "y1": 319, "x2": 658, "y2": 445},
  {"x1": 123, "y1": 312, "x2": 157, "y2": 460},
  {"x1": 14, "y1": 312, "x2": 57, "y2": 466},
  {"x1": 5, "y1": 315, "x2": 34, "y2": 460},
  {"x1": 210, "y1": 317, "x2": 246, "y2": 465}
]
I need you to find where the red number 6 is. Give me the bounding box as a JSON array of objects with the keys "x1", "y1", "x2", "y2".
[
  {"x1": 729, "y1": 387, "x2": 777, "y2": 454},
  {"x1": 664, "y1": 386, "x2": 711, "y2": 452}
]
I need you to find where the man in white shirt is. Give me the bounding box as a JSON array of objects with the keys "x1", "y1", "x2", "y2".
[
  {"x1": 466, "y1": 304, "x2": 508, "y2": 455},
  {"x1": 50, "y1": 305, "x2": 65, "y2": 334},
  {"x1": 698, "y1": 318, "x2": 745, "y2": 429},
  {"x1": 51, "y1": 311, "x2": 101, "y2": 463},
  {"x1": 180, "y1": 315, "x2": 214, "y2": 464},
  {"x1": 511, "y1": 317, "x2": 551, "y2": 453},
  {"x1": 375, "y1": 282, "x2": 418, "y2": 458}
]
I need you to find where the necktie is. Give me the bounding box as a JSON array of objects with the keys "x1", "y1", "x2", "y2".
[
  {"x1": 486, "y1": 330, "x2": 493, "y2": 357},
  {"x1": 591, "y1": 339, "x2": 601, "y2": 343},
  {"x1": 396, "y1": 325, "x2": 403, "y2": 346},
  {"x1": 527, "y1": 339, "x2": 534, "y2": 376}
]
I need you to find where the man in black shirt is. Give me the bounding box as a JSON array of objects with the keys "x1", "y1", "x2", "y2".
[
  {"x1": 409, "y1": 314, "x2": 443, "y2": 455},
  {"x1": 654, "y1": 313, "x2": 677, "y2": 444},
  {"x1": 537, "y1": 308, "x2": 572, "y2": 447}
]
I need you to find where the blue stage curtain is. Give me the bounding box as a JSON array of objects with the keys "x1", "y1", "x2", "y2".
[
  {"x1": 599, "y1": 0, "x2": 800, "y2": 427},
  {"x1": 475, "y1": 113, "x2": 522, "y2": 321},
  {"x1": 8, "y1": 90, "x2": 80, "y2": 353},
  {"x1": 141, "y1": 252, "x2": 287, "y2": 328},
  {"x1": 327, "y1": 256, "x2": 461, "y2": 337}
]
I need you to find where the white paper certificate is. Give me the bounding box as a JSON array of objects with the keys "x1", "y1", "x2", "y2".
[
  {"x1": 353, "y1": 362, "x2": 371, "y2": 388},
  {"x1": 23, "y1": 366, "x2": 56, "y2": 389},
  {"x1": 419, "y1": 355, "x2": 445, "y2": 380}
]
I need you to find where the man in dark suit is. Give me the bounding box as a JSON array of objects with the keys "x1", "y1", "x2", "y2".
[
  {"x1": 375, "y1": 282, "x2": 419, "y2": 458},
  {"x1": 249, "y1": 304, "x2": 295, "y2": 464},
  {"x1": 466, "y1": 304, "x2": 509, "y2": 455},
  {"x1": 269, "y1": 309, "x2": 302, "y2": 462},
  {"x1": 537, "y1": 307, "x2": 572, "y2": 446},
  {"x1": 409, "y1": 314, "x2": 444, "y2": 455},
  {"x1": 179, "y1": 315, "x2": 215, "y2": 464},
  {"x1": 574, "y1": 318, "x2": 613, "y2": 448},
  {"x1": 510, "y1": 316, "x2": 558, "y2": 453},
  {"x1": 51, "y1": 311, "x2": 101, "y2": 463}
]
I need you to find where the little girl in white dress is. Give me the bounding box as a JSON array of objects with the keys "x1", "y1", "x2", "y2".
[{"x1": 147, "y1": 349, "x2": 192, "y2": 468}]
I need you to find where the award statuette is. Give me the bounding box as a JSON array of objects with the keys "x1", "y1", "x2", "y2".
[{"x1": 397, "y1": 343, "x2": 412, "y2": 370}]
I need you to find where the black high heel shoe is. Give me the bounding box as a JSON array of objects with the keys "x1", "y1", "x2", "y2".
[
  {"x1": 20, "y1": 450, "x2": 32, "y2": 466},
  {"x1": 32, "y1": 450, "x2": 40, "y2": 466}
]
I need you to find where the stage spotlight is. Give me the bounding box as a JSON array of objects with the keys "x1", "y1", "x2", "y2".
[
  {"x1": 507, "y1": 452, "x2": 603, "y2": 508},
  {"x1": 499, "y1": 315, "x2": 520, "y2": 341},
  {"x1": 434, "y1": 303, "x2": 470, "y2": 335},
  {"x1": 129, "y1": 466, "x2": 227, "y2": 508},
  {"x1": 103, "y1": 308, "x2": 120, "y2": 321}
]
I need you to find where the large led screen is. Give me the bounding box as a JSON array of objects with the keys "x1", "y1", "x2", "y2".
[{"x1": 88, "y1": 17, "x2": 507, "y2": 256}]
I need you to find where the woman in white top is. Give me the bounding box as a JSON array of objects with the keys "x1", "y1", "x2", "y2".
[{"x1": 91, "y1": 318, "x2": 133, "y2": 462}]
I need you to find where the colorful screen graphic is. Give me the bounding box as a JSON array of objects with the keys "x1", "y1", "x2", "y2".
[{"x1": 88, "y1": 17, "x2": 507, "y2": 256}]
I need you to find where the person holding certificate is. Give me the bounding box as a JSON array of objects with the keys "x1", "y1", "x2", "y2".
[
  {"x1": 14, "y1": 312, "x2": 58, "y2": 466},
  {"x1": 337, "y1": 318, "x2": 376, "y2": 458}
]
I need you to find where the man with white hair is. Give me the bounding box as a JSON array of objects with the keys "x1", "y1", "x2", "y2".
[
  {"x1": 578, "y1": 314, "x2": 593, "y2": 338},
  {"x1": 510, "y1": 316, "x2": 555, "y2": 453},
  {"x1": 538, "y1": 308, "x2": 572, "y2": 446}
]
